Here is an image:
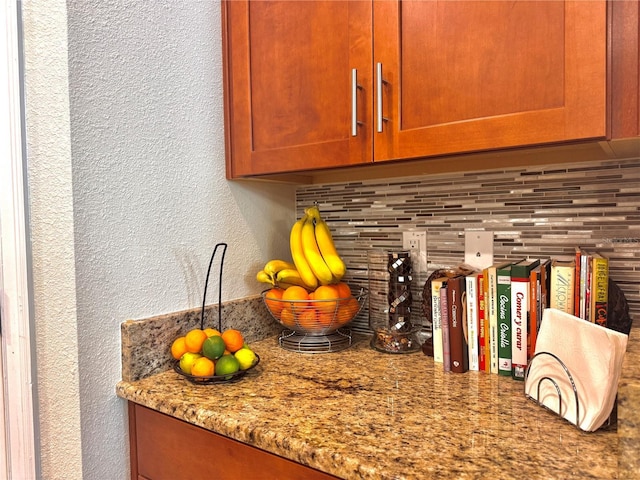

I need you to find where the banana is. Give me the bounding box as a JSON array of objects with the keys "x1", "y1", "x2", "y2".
[
  {"x1": 301, "y1": 214, "x2": 334, "y2": 285},
  {"x1": 263, "y1": 259, "x2": 296, "y2": 278},
  {"x1": 306, "y1": 205, "x2": 347, "y2": 281},
  {"x1": 256, "y1": 269, "x2": 275, "y2": 286},
  {"x1": 290, "y1": 214, "x2": 319, "y2": 290},
  {"x1": 314, "y1": 217, "x2": 346, "y2": 280},
  {"x1": 275, "y1": 268, "x2": 308, "y2": 289}
]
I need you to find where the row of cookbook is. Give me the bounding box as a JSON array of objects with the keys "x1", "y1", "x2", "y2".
[{"x1": 431, "y1": 248, "x2": 609, "y2": 378}]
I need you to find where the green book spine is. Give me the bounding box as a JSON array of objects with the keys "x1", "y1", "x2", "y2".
[{"x1": 496, "y1": 264, "x2": 515, "y2": 376}]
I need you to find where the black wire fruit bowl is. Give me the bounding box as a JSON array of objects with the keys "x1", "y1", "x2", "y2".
[
  {"x1": 171, "y1": 243, "x2": 261, "y2": 384},
  {"x1": 173, "y1": 354, "x2": 260, "y2": 385}
]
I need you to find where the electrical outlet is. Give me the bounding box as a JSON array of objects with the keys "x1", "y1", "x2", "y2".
[
  {"x1": 402, "y1": 231, "x2": 427, "y2": 273},
  {"x1": 464, "y1": 231, "x2": 494, "y2": 269}
]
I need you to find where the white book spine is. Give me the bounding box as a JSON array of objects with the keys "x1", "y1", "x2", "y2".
[
  {"x1": 580, "y1": 253, "x2": 587, "y2": 319},
  {"x1": 511, "y1": 278, "x2": 529, "y2": 379},
  {"x1": 431, "y1": 280, "x2": 444, "y2": 363},
  {"x1": 465, "y1": 275, "x2": 479, "y2": 371}
]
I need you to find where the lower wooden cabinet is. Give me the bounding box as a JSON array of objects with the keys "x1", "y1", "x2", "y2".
[{"x1": 128, "y1": 402, "x2": 339, "y2": 480}]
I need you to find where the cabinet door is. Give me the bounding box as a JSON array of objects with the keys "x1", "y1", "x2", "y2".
[
  {"x1": 129, "y1": 403, "x2": 338, "y2": 480},
  {"x1": 223, "y1": 1, "x2": 372, "y2": 178},
  {"x1": 373, "y1": 0, "x2": 607, "y2": 162}
]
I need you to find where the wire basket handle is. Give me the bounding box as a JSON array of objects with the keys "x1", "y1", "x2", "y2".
[{"x1": 200, "y1": 243, "x2": 228, "y2": 331}]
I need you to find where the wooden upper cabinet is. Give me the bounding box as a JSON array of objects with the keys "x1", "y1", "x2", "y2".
[
  {"x1": 223, "y1": 1, "x2": 608, "y2": 178},
  {"x1": 610, "y1": 0, "x2": 640, "y2": 139},
  {"x1": 223, "y1": 1, "x2": 373, "y2": 178},
  {"x1": 373, "y1": 0, "x2": 607, "y2": 162}
]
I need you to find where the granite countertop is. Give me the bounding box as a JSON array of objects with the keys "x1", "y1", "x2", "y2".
[{"x1": 117, "y1": 302, "x2": 640, "y2": 480}]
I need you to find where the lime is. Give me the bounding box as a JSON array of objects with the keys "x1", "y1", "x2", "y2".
[
  {"x1": 179, "y1": 352, "x2": 202, "y2": 375},
  {"x1": 202, "y1": 335, "x2": 226, "y2": 360},
  {"x1": 234, "y1": 347, "x2": 257, "y2": 370},
  {"x1": 215, "y1": 354, "x2": 240, "y2": 377}
]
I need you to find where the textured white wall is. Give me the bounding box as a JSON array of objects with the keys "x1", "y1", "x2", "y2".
[{"x1": 23, "y1": 0, "x2": 295, "y2": 478}]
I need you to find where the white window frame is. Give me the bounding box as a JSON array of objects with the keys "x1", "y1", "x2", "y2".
[{"x1": 0, "y1": 1, "x2": 38, "y2": 479}]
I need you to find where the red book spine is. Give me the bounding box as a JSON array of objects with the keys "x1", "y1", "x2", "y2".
[
  {"x1": 477, "y1": 273, "x2": 486, "y2": 372},
  {"x1": 574, "y1": 248, "x2": 582, "y2": 317}
]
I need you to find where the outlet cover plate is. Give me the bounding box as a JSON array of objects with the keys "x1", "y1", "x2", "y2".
[
  {"x1": 464, "y1": 231, "x2": 493, "y2": 269},
  {"x1": 402, "y1": 231, "x2": 427, "y2": 272}
]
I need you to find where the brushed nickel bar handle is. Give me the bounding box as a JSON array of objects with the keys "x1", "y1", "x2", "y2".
[
  {"x1": 376, "y1": 62, "x2": 388, "y2": 133},
  {"x1": 351, "y1": 68, "x2": 364, "y2": 137},
  {"x1": 352, "y1": 68, "x2": 358, "y2": 136}
]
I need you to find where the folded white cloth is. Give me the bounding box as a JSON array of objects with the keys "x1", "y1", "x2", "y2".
[{"x1": 525, "y1": 308, "x2": 628, "y2": 432}]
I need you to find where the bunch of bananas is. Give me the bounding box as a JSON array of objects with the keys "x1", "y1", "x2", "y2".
[
  {"x1": 256, "y1": 205, "x2": 346, "y2": 290},
  {"x1": 255, "y1": 259, "x2": 307, "y2": 290}
]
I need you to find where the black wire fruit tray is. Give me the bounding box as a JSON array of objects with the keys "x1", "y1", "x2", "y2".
[
  {"x1": 172, "y1": 354, "x2": 260, "y2": 385},
  {"x1": 172, "y1": 242, "x2": 260, "y2": 385}
]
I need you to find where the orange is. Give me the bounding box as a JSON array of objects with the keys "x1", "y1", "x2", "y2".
[
  {"x1": 296, "y1": 306, "x2": 319, "y2": 331},
  {"x1": 204, "y1": 327, "x2": 221, "y2": 337},
  {"x1": 221, "y1": 329, "x2": 245, "y2": 353},
  {"x1": 170, "y1": 336, "x2": 188, "y2": 360},
  {"x1": 184, "y1": 328, "x2": 208, "y2": 353},
  {"x1": 264, "y1": 287, "x2": 285, "y2": 318},
  {"x1": 190, "y1": 357, "x2": 215, "y2": 377},
  {"x1": 282, "y1": 285, "x2": 309, "y2": 302},
  {"x1": 283, "y1": 285, "x2": 311, "y2": 317},
  {"x1": 338, "y1": 297, "x2": 360, "y2": 324},
  {"x1": 313, "y1": 285, "x2": 339, "y2": 314},
  {"x1": 280, "y1": 307, "x2": 295, "y2": 328},
  {"x1": 317, "y1": 311, "x2": 336, "y2": 329},
  {"x1": 334, "y1": 282, "x2": 352, "y2": 299}
]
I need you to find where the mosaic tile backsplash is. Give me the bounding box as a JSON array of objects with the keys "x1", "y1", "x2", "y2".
[{"x1": 297, "y1": 157, "x2": 640, "y2": 334}]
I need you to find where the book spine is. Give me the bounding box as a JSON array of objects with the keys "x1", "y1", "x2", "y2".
[
  {"x1": 579, "y1": 252, "x2": 586, "y2": 319},
  {"x1": 448, "y1": 276, "x2": 468, "y2": 373},
  {"x1": 591, "y1": 256, "x2": 609, "y2": 327},
  {"x1": 496, "y1": 267, "x2": 512, "y2": 376},
  {"x1": 527, "y1": 267, "x2": 540, "y2": 361},
  {"x1": 440, "y1": 284, "x2": 451, "y2": 372},
  {"x1": 574, "y1": 248, "x2": 582, "y2": 318},
  {"x1": 431, "y1": 278, "x2": 445, "y2": 363},
  {"x1": 585, "y1": 257, "x2": 592, "y2": 321},
  {"x1": 540, "y1": 260, "x2": 550, "y2": 315},
  {"x1": 579, "y1": 251, "x2": 592, "y2": 320},
  {"x1": 482, "y1": 271, "x2": 491, "y2": 373},
  {"x1": 465, "y1": 274, "x2": 479, "y2": 371},
  {"x1": 477, "y1": 273, "x2": 487, "y2": 372},
  {"x1": 510, "y1": 276, "x2": 529, "y2": 380},
  {"x1": 550, "y1": 261, "x2": 575, "y2": 315},
  {"x1": 487, "y1": 267, "x2": 500, "y2": 374}
]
